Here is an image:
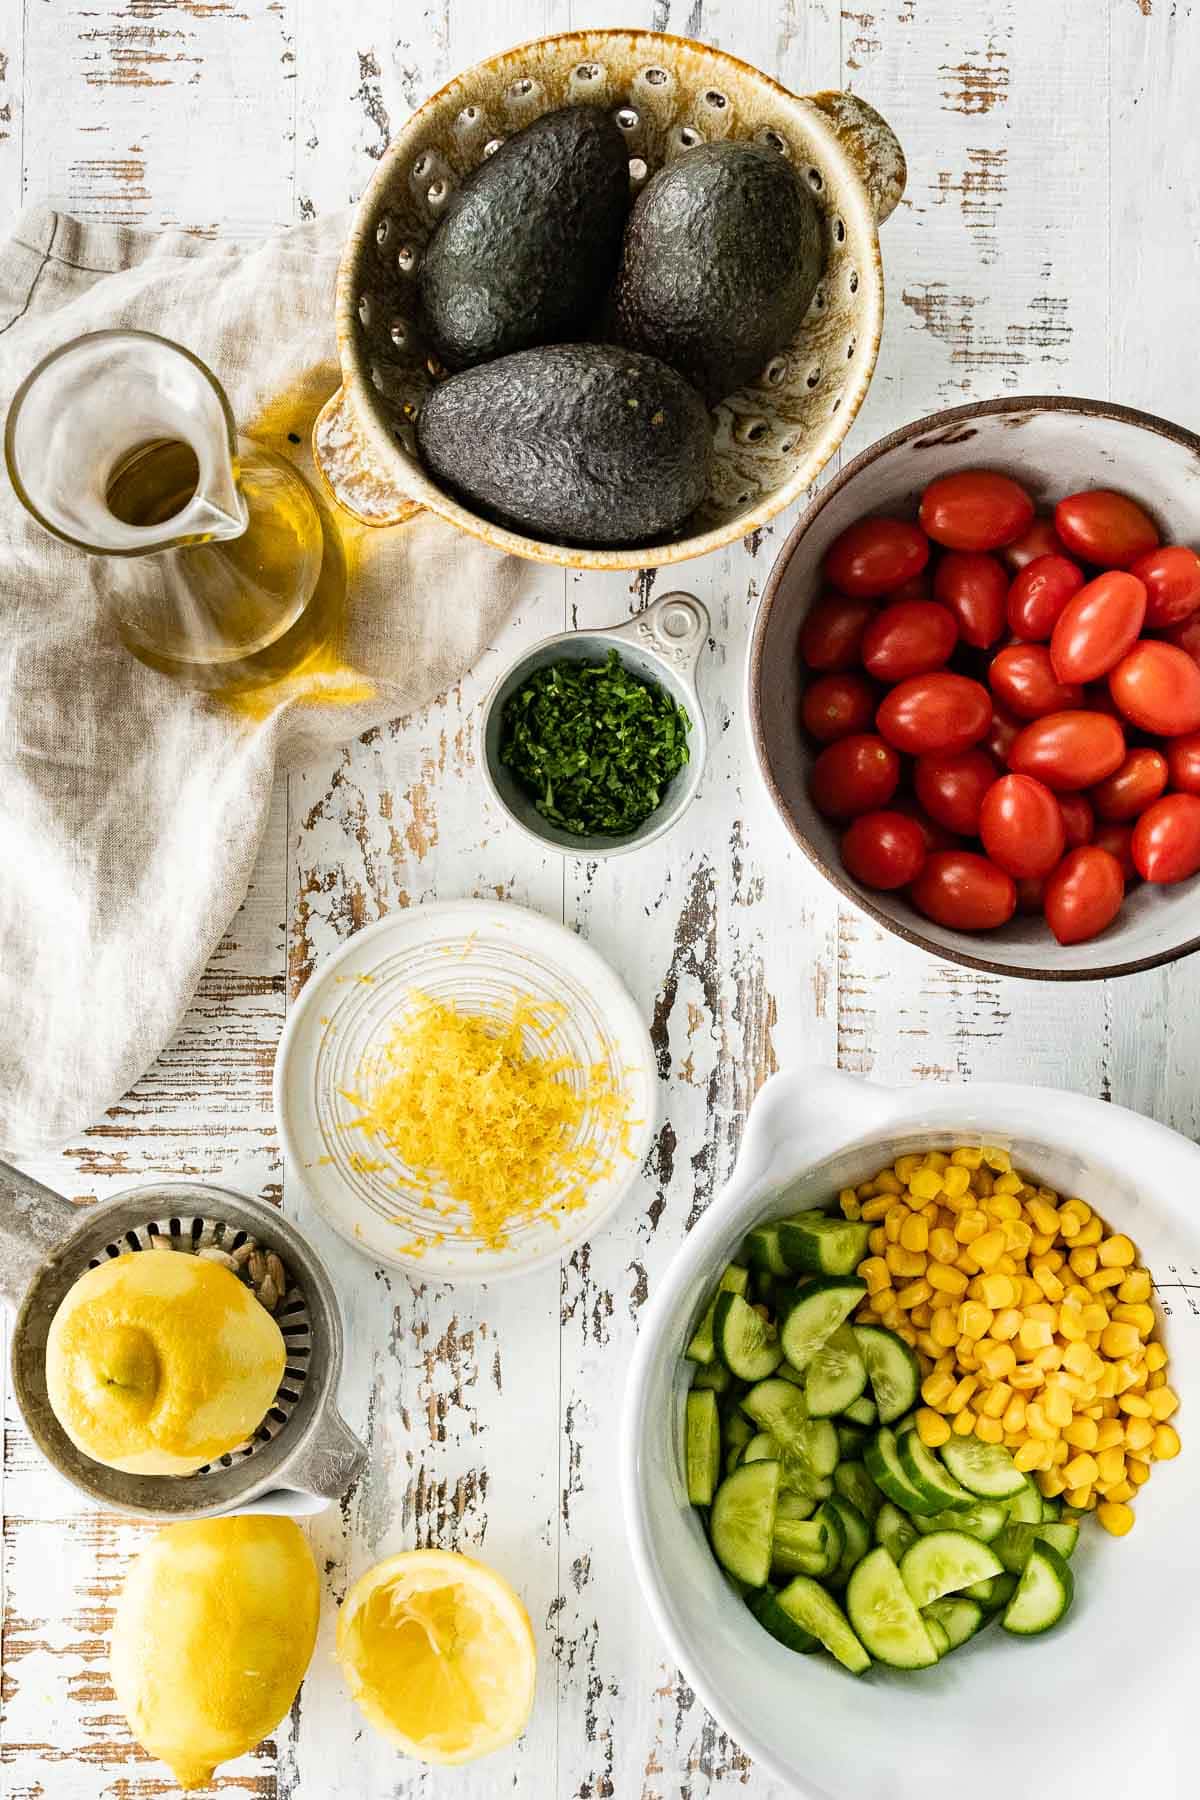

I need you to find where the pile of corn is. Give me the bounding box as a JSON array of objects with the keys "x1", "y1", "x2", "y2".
[{"x1": 843, "y1": 1145, "x2": 1180, "y2": 1538}]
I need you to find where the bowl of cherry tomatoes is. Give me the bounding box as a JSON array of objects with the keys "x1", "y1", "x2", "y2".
[{"x1": 749, "y1": 394, "x2": 1200, "y2": 978}]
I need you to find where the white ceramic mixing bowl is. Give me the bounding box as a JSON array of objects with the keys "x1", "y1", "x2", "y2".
[{"x1": 621, "y1": 1066, "x2": 1197, "y2": 1800}]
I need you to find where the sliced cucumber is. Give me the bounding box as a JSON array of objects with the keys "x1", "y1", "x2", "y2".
[
  {"x1": 805, "y1": 1323, "x2": 868, "y2": 1418},
  {"x1": 913, "y1": 1499, "x2": 1007, "y2": 1543},
  {"x1": 853, "y1": 1326, "x2": 921, "y2": 1424},
  {"x1": 833, "y1": 1460, "x2": 882, "y2": 1526},
  {"x1": 709, "y1": 1460, "x2": 780, "y2": 1587},
  {"x1": 899, "y1": 1530, "x2": 1004, "y2": 1609},
  {"x1": 938, "y1": 1433, "x2": 1027, "y2": 1500},
  {"x1": 897, "y1": 1432, "x2": 976, "y2": 1512},
  {"x1": 923, "y1": 1613, "x2": 952, "y2": 1658},
  {"x1": 686, "y1": 1264, "x2": 752, "y2": 1364},
  {"x1": 993, "y1": 1520, "x2": 1079, "y2": 1576},
  {"x1": 826, "y1": 1496, "x2": 872, "y2": 1587},
  {"x1": 714, "y1": 1291, "x2": 782, "y2": 1382},
  {"x1": 874, "y1": 1500, "x2": 919, "y2": 1562},
  {"x1": 836, "y1": 1421, "x2": 869, "y2": 1460},
  {"x1": 845, "y1": 1547, "x2": 938, "y2": 1669},
  {"x1": 741, "y1": 1431, "x2": 780, "y2": 1465},
  {"x1": 749, "y1": 1585, "x2": 818, "y2": 1653},
  {"x1": 725, "y1": 1443, "x2": 747, "y2": 1475},
  {"x1": 864, "y1": 1426, "x2": 943, "y2": 1515},
  {"x1": 922, "y1": 1595, "x2": 985, "y2": 1651},
  {"x1": 685, "y1": 1389, "x2": 721, "y2": 1506},
  {"x1": 779, "y1": 1213, "x2": 872, "y2": 1277},
  {"x1": 776, "y1": 1488, "x2": 818, "y2": 1524},
  {"x1": 1001, "y1": 1541, "x2": 1074, "y2": 1636},
  {"x1": 963, "y1": 1570, "x2": 1017, "y2": 1611},
  {"x1": 744, "y1": 1223, "x2": 791, "y2": 1276},
  {"x1": 843, "y1": 1394, "x2": 878, "y2": 1428},
  {"x1": 1040, "y1": 1493, "x2": 1063, "y2": 1522},
  {"x1": 741, "y1": 1379, "x2": 839, "y2": 1485},
  {"x1": 691, "y1": 1360, "x2": 732, "y2": 1394},
  {"x1": 773, "y1": 1577, "x2": 871, "y2": 1675},
  {"x1": 720, "y1": 1406, "x2": 755, "y2": 1458},
  {"x1": 772, "y1": 1500, "x2": 844, "y2": 1580},
  {"x1": 780, "y1": 1277, "x2": 867, "y2": 1373},
  {"x1": 774, "y1": 1359, "x2": 807, "y2": 1388},
  {"x1": 1005, "y1": 1480, "x2": 1045, "y2": 1524}
]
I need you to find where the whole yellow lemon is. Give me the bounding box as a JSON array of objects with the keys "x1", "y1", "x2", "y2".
[
  {"x1": 45, "y1": 1251, "x2": 285, "y2": 1474},
  {"x1": 111, "y1": 1515, "x2": 319, "y2": 1789}
]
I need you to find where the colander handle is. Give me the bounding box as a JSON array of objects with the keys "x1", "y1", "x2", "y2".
[
  {"x1": 311, "y1": 384, "x2": 425, "y2": 529},
  {"x1": 0, "y1": 1160, "x2": 80, "y2": 1310},
  {"x1": 802, "y1": 91, "x2": 906, "y2": 226}
]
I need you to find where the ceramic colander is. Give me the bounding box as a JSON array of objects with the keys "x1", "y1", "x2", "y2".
[
  {"x1": 0, "y1": 1161, "x2": 366, "y2": 1519},
  {"x1": 313, "y1": 27, "x2": 905, "y2": 569}
]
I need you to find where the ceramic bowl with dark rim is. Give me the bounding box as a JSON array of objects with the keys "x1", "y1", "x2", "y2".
[{"x1": 748, "y1": 394, "x2": 1200, "y2": 981}]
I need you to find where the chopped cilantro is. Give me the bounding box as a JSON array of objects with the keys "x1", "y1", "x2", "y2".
[{"x1": 499, "y1": 649, "x2": 691, "y2": 836}]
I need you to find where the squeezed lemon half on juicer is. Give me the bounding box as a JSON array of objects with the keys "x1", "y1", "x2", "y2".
[
  {"x1": 45, "y1": 1250, "x2": 285, "y2": 1474},
  {"x1": 336, "y1": 1548, "x2": 537, "y2": 1764}
]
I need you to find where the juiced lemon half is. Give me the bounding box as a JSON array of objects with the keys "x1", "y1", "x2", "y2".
[
  {"x1": 336, "y1": 1548, "x2": 536, "y2": 1765},
  {"x1": 45, "y1": 1250, "x2": 285, "y2": 1474}
]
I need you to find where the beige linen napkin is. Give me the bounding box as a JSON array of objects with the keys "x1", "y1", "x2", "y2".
[{"x1": 0, "y1": 206, "x2": 540, "y2": 1153}]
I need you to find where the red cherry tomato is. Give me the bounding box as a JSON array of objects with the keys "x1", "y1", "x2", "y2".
[
  {"x1": 1131, "y1": 793, "x2": 1200, "y2": 883},
  {"x1": 824, "y1": 518, "x2": 930, "y2": 599},
  {"x1": 802, "y1": 672, "x2": 879, "y2": 743},
  {"x1": 1043, "y1": 847, "x2": 1125, "y2": 945},
  {"x1": 889, "y1": 797, "x2": 960, "y2": 853},
  {"x1": 800, "y1": 593, "x2": 876, "y2": 672},
  {"x1": 932, "y1": 552, "x2": 1008, "y2": 648},
  {"x1": 989, "y1": 644, "x2": 1083, "y2": 721},
  {"x1": 979, "y1": 774, "x2": 1066, "y2": 879},
  {"x1": 876, "y1": 672, "x2": 992, "y2": 756},
  {"x1": 1049, "y1": 572, "x2": 1147, "y2": 684},
  {"x1": 919, "y1": 471, "x2": 1035, "y2": 553},
  {"x1": 913, "y1": 749, "x2": 998, "y2": 837},
  {"x1": 1129, "y1": 545, "x2": 1200, "y2": 629},
  {"x1": 1054, "y1": 490, "x2": 1159, "y2": 569},
  {"x1": 840, "y1": 810, "x2": 928, "y2": 891},
  {"x1": 1109, "y1": 641, "x2": 1200, "y2": 736},
  {"x1": 1008, "y1": 711, "x2": 1126, "y2": 791},
  {"x1": 1001, "y1": 515, "x2": 1069, "y2": 572},
  {"x1": 1057, "y1": 791, "x2": 1095, "y2": 849},
  {"x1": 1165, "y1": 732, "x2": 1200, "y2": 795},
  {"x1": 1092, "y1": 821, "x2": 1137, "y2": 883},
  {"x1": 1089, "y1": 747, "x2": 1168, "y2": 822},
  {"x1": 911, "y1": 851, "x2": 1017, "y2": 931},
  {"x1": 885, "y1": 574, "x2": 933, "y2": 604},
  {"x1": 985, "y1": 702, "x2": 1022, "y2": 764},
  {"x1": 1161, "y1": 612, "x2": 1200, "y2": 668},
  {"x1": 1015, "y1": 875, "x2": 1046, "y2": 914},
  {"x1": 861, "y1": 599, "x2": 958, "y2": 683},
  {"x1": 809, "y1": 733, "x2": 900, "y2": 820},
  {"x1": 1006, "y1": 554, "x2": 1085, "y2": 642}
]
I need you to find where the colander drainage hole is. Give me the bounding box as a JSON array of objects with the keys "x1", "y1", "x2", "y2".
[
  {"x1": 190, "y1": 1218, "x2": 204, "y2": 1243},
  {"x1": 278, "y1": 1386, "x2": 300, "y2": 1405},
  {"x1": 219, "y1": 1453, "x2": 234, "y2": 1468},
  {"x1": 284, "y1": 1365, "x2": 308, "y2": 1382},
  {"x1": 267, "y1": 1407, "x2": 288, "y2": 1427}
]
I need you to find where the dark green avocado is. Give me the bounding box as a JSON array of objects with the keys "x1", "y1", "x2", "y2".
[
  {"x1": 418, "y1": 106, "x2": 630, "y2": 369},
  {"x1": 614, "y1": 139, "x2": 824, "y2": 405},
  {"x1": 416, "y1": 343, "x2": 711, "y2": 547}
]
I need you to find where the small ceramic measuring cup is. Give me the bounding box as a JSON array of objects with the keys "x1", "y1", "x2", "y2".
[{"x1": 480, "y1": 590, "x2": 709, "y2": 857}]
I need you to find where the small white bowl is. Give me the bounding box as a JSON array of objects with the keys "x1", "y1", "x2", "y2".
[
  {"x1": 621, "y1": 1066, "x2": 1198, "y2": 1800},
  {"x1": 480, "y1": 590, "x2": 709, "y2": 856}
]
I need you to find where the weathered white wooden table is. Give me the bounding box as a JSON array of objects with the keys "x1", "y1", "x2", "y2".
[{"x1": 1, "y1": 2, "x2": 1196, "y2": 1795}]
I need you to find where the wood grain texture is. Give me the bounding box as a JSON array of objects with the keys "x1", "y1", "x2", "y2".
[{"x1": 2, "y1": 1, "x2": 1195, "y2": 1795}]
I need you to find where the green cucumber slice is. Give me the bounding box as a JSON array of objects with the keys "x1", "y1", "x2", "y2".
[
  {"x1": 922, "y1": 1596, "x2": 985, "y2": 1651},
  {"x1": 1001, "y1": 1542, "x2": 1074, "y2": 1636},
  {"x1": 897, "y1": 1432, "x2": 976, "y2": 1511},
  {"x1": 691, "y1": 1360, "x2": 732, "y2": 1394},
  {"x1": 963, "y1": 1570, "x2": 1018, "y2": 1610},
  {"x1": 714, "y1": 1291, "x2": 783, "y2": 1381},
  {"x1": 852, "y1": 1326, "x2": 921, "y2": 1424},
  {"x1": 874, "y1": 1499, "x2": 920, "y2": 1561},
  {"x1": 913, "y1": 1499, "x2": 1007, "y2": 1543},
  {"x1": 826, "y1": 1496, "x2": 872, "y2": 1587},
  {"x1": 1040, "y1": 1493, "x2": 1063, "y2": 1522},
  {"x1": 833, "y1": 1460, "x2": 882, "y2": 1525},
  {"x1": 725, "y1": 1443, "x2": 747, "y2": 1475},
  {"x1": 773, "y1": 1577, "x2": 871, "y2": 1674},
  {"x1": 772, "y1": 1500, "x2": 845, "y2": 1580},
  {"x1": 938, "y1": 1433, "x2": 1027, "y2": 1500},
  {"x1": 685, "y1": 1389, "x2": 721, "y2": 1506},
  {"x1": 836, "y1": 1422, "x2": 869, "y2": 1460},
  {"x1": 993, "y1": 1520, "x2": 1079, "y2": 1575},
  {"x1": 741, "y1": 1431, "x2": 780, "y2": 1465},
  {"x1": 744, "y1": 1223, "x2": 791, "y2": 1276},
  {"x1": 741, "y1": 1379, "x2": 839, "y2": 1484},
  {"x1": 804, "y1": 1323, "x2": 868, "y2": 1417},
  {"x1": 899, "y1": 1530, "x2": 1004, "y2": 1608},
  {"x1": 776, "y1": 1488, "x2": 818, "y2": 1524},
  {"x1": 709, "y1": 1460, "x2": 780, "y2": 1586},
  {"x1": 864, "y1": 1426, "x2": 944, "y2": 1515},
  {"x1": 843, "y1": 1395, "x2": 878, "y2": 1428},
  {"x1": 779, "y1": 1213, "x2": 872, "y2": 1277},
  {"x1": 780, "y1": 1277, "x2": 867, "y2": 1372},
  {"x1": 845, "y1": 1547, "x2": 938, "y2": 1669},
  {"x1": 1005, "y1": 1480, "x2": 1045, "y2": 1524},
  {"x1": 720, "y1": 1406, "x2": 755, "y2": 1458},
  {"x1": 923, "y1": 1613, "x2": 952, "y2": 1658},
  {"x1": 749, "y1": 1586, "x2": 818, "y2": 1653},
  {"x1": 686, "y1": 1264, "x2": 752, "y2": 1364}
]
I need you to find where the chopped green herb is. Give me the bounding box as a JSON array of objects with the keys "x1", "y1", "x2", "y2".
[{"x1": 499, "y1": 649, "x2": 691, "y2": 836}]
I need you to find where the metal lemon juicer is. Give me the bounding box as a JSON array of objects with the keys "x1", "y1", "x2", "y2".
[{"x1": 0, "y1": 1159, "x2": 365, "y2": 1518}]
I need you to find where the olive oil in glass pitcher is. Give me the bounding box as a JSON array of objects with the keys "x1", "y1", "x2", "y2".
[{"x1": 5, "y1": 329, "x2": 341, "y2": 691}]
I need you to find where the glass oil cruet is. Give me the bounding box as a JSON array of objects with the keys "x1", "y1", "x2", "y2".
[{"x1": 4, "y1": 329, "x2": 340, "y2": 691}]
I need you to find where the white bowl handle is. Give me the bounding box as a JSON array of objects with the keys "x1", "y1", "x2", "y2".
[
  {"x1": 607, "y1": 591, "x2": 710, "y2": 680},
  {"x1": 733, "y1": 1064, "x2": 901, "y2": 1198}
]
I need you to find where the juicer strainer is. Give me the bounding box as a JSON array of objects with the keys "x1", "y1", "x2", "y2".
[{"x1": 0, "y1": 1161, "x2": 366, "y2": 1519}]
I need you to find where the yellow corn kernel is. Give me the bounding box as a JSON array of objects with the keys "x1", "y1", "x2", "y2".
[
  {"x1": 1073, "y1": 1216, "x2": 1104, "y2": 1247},
  {"x1": 1042, "y1": 1386, "x2": 1073, "y2": 1429},
  {"x1": 868, "y1": 1227, "x2": 888, "y2": 1256},
  {"x1": 928, "y1": 1226, "x2": 958, "y2": 1265},
  {"x1": 910, "y1": 1302, "x2": 933, "y2": 1329},
  {"x1": 980, "y1": 1382, "x2": 1012, "y2": 1420},
  {"x1": 1147, "y1": 1369, "x2": 1164, "y2": 1389},
  {"x1": 1153, "y1": 1423, "x2": 1181, "y2": 1461},
  {"x1": 1001, "y1": 1395, "x2": 1027, "y2": 1435},
  {"x1": 1100, "y1": 1321, "x2": 1142, "y2": 1360},
  {"x1": 1068, "y1": 1246, "x2": 1099, "y2": 1278},
  {"x1": 1025, "y1": 1196, "x2": 1060, "y2": 1236},
  {"x1": 980, "y1": 1146, "x2": 1011, "y2": 1172},
  {"x1": 894, "y1": 1154, "x2": 923, "y2": 1184},
  {"x1": 1060, "y1": 1195, "x2": 1091, "y2": 1224},
  {"x1": 974, "y1": 1415, "x2": 1004, "y2": 1444},
  {"x1": 977, "y1": 1341, "x2": 1017, "y2": 1382},
  {"x1": 988, "y1": 1195, "x2": 1023, "y2": 1223},
  {"x1": 1116, "y1": 1268, "x2": 1151, "y2": 1304},
  {"x1": 1027, "y1": 1232, "x2": 1054, "y2": 1258},
  {"x1": 1104, "y1": 1479, "x2": 1137, "y2": 1503},
  {"x1": 1063, "y1": 1416, "x2": 1098, "y2": 1450},
  {"x1": 839, "y1": 1186, "x2": 860, "y2": 1219},
  {"x1": 955, "y1": 1340, "x2": 980, "y2": 1371},
  {"x1": 921, "y1": 1370, "x2": 956, "y2": 1408},
  {"x1": 898, "y1": 1213, "x2": 929, "y2": 1255},
  {"x1": 923, "y1": 1152, "x2": 949, "y2": 1173},
  {"x1": 861, "y1": 1194, "x2": 895, "y2": 1223},
  {"x1": 953, "y1": 1208, "x2": 988, "y2": 1245},
  {"x1": 1036, "y1": 1467, "x2": 1068, "y2": 1498},
  {"x1": 1095, "y1": 1444, "x2": 1126, "y2": 1484},
  {"x1": 895, "y1": 1278, "x2": 931, "y2": 1311},
  {"x1": 1061, "y1": 1450, "x2": 1099, "y2": 1488},
  {"x1": 1031, "y1": 1264, "x2": 1064, "y2": 1303},
  {"x1": 1144, "y1": 1341, "x2": 1167, "y2": 1372},
  {"x1": 1024, "y1": 1300, "x2": 1057, "y2": 1325},
  {"x1": 1050, "y1": 1439, "x2": 1070, "y2": 1465},
  {"x1": 879, "y1": 1170, "x2": 907, "y2": 1196},
  {"x1": 941, "y1": 1375, "x2": 976, "y2": 1413},
  {"x1": 989, "y1": 1171, "x2": 1019, "y2": 1197},
  {"x1": 969, "y1": 1230, "x2": 1005, "y2": 1271},
  {"x1": 1109, "y1": 1302, "x2": 1154, "y2": 1339},
  {"x1": 1085, "y1": 1268, "x2": 1124, "y2": 1296},
  {"x1": 1093, "y1": 1417, "x2": 1124, "y2": 1452},
  {"x1": 860, "y1": 1257, "x2": 891, "y2": 1295},
  {"x1": 1034, "y1": 1346, "x2": 1065, "y2": 1374},
  {"x1": 885, "y1": 1245, "x2": 926, "y2": 1280},
  {"x1": 1097, "y1": 1500, "x2": 1135, "y2": 1536},
  {"x1": 884, "y1": 1209, "x2": 903, "y2": 1245},
  {"x1": 913, "y1": 1332, "x2": 938, "y2": 1360},
  {"x1": 988, "y1": 1307, "x2": 1020, "y2": 1344},
  {"x1": 1017, "y1": 1318, "x2": 1053, "y2": 1353},
  {"x1": 956, "y1": 1300, "x2": 993, "y2": 1340},
  {"x1": 927, "y1": 1261, "x2": 969, "y2": 1297},
  {"x1": 937, "y1": 1164, "x2": 969, "y2": 1199},
  {"x1": 929, "y1": 1310, "x2": 959, "y2": 1351},
  {"x1": 1025, "y1": 1402, "x2": 1056, "y2": 1442},
  {"x1": 915, "y1": 1406, "x2": 952, "y2": 1447},
  {"x1": 1147, "y1": 1385, "x2": 1179, "y2": 1421},
  {"x1": 980, "y1": 1273, "x2": 1019, "y2": 1310},
  {"x1": 1002, "y1": 1218, "x2": 1035, "y2": 1256},
  {"x1": 1009, "y1": 1364, "x2": 1045, "y2": 1392},
  {"x1": 1118, "y1": 1393, "x2": 1152, "y2": 1419},
  {"x1": 1122, "y1": 1415, "x2": 1154, "y2": 1454},
  {"x1": 1097, "y1": 1232, "x2": 1135, "y2": 1269},
  {"x1": 1015, "y1": 1276, "x2": 1041, "y2": 1309},
  {"x1": 1126, "y1": 1457, "x2": 1151, "y2": 1487},
  {"x1": 1013, "y1": 1440, "x2": 1043, "y2": 1473},
  {"x1": 951, "y1": 1408, "x2": 977, "y2": 1435},
  {"x1": 1057, "y1": 1306, "x2": 1087, "y2": 1346},
  {"x1": 1063, "y1": 1484, "x2": 1093, "y2": 1510},
  {"x1": 908, "y1": 1168, "x2": 943, "y2": 1202},
  {"x1": 1081, "y1": 1302, "x2": 1109, "y2": 1333},
  {"x1": 949, "y1": 1146, "x2": 981, "y2": 1169}
]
